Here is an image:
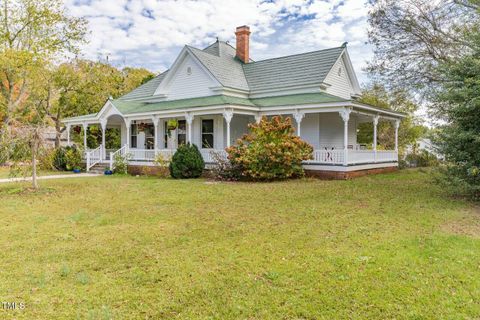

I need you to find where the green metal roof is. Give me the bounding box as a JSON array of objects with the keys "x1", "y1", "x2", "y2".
[
  {"x1": 243, "y1": 46, "x2": 345, "y2": 92},
  {"x1": 64, "y1": 93, "x2": 349, "y2": 122},
  {"x1": 119, "y1": 71, "x2": 168, "y2": 101},
  {"x1": 251, "y1": 92, "x2": 348, "y2": 107},
  {"x1": 116, "y1": 41, "x2": 346, "y2": 102},
  {"x1": 188, "y1": 43, "x2": 250, "y2": 91}
]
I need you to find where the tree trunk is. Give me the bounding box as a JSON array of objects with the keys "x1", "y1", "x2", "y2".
[
  {"x1": 55, "y1": 120, "x2": 61, "y2": 148},
  {"x1": 32, "y1": 146, "x2": 38, "y2": 190}
]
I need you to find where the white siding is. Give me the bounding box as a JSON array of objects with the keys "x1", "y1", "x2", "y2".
[
  {"x1": 301, "y1": 113, "x2": 320, "y2": 149},
  {"x1": 318, "y1": 113, "x2": 357, "y2": 148},
  {"x1": 192, "y1": 115, "x2": 224, "y2": 149},
  {"x1": 324, "y1": 56, "x2": 355, "y2": 99},
  {"x1": 224, "y1": 114, "x2": 252, "y2": 147},
  {"x1": 165, "y1": 55, "x2": 218, "y2": 100}
]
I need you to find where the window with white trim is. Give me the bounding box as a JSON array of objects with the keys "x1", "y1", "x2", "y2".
[{"x1": 201, "y1": 119, "x2": 214, "y2": 148}]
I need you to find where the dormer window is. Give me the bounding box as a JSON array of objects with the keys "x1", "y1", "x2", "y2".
[{"x1": 187, "y1": 66, "x2": 192, "y2": 75}]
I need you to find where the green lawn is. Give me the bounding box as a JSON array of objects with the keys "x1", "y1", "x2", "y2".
[{"x1": 0, "y1": 169, "x2": 478, "y2": 319}]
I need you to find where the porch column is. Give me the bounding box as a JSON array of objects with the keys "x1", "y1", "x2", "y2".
[
  {"x1": 223, "y1": 110, "x2": 234, "y2": 148},
  {"x1": 339, "y1": 108, "x2": 351, "y2": 166},
  {"x1": 185, "y1": 112, "x2": 194, "y2": 144},
  {"x1": 100, "y1": 119, "x2": 107, "y2": 160},
  {"x1": 294, "y1": 111, "x2": 305, "y2": 136},
  {"x1": 125, "y1": 118, "x2": 131, "y2": 151},
  {"x1": 394, "y1": 119, "x2": 400, "y2": 152},
  {"x1": 66, "y1": 124, "x2": 71, "y2": 145},
  {"x1": 373, "y1": 115, "x2": 379, "y2": 162},
  {"x1": 255, "y1": 114, "x2": 262, "y2": 124},
  {"x1": 82, "y1": 122, "x2": 88, "y2": 150},
  {"x1": 152, "y1": 116, "x2": 159, "y2": 153}
]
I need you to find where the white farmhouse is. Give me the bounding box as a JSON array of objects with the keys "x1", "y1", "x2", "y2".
[{"x1": 63, "y1": 26, "x2": 405, "y2": 178}]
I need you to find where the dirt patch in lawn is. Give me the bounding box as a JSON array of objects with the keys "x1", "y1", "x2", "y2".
[{"x1": 441, "y1": 207, "x2": 480, "y2": 238}]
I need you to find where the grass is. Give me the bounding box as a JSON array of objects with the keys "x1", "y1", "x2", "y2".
[
  {"x1": 0, "y1": 166, "x2": 72, "y2": 179},
  {"x1": 0, "y1": 169, "x2": 479, "y2": 319}
]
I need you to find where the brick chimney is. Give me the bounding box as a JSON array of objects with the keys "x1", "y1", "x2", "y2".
[{"x1": 235, "y1": 25, "x2": 250, "y2": 63}]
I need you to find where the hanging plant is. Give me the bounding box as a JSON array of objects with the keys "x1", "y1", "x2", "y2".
[
  {"x1": 73, "y1": 126, "x2": 81, "y2": 134},
  {"x1": 167, "y1": 119, "x2": 178, "y2": 131},
  {"x1": 137, "y1": 122, "x2": 147, "y2": 132}
]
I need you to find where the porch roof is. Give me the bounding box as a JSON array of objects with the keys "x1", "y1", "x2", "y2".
[{"x1": 63, "y1": 92, "x2": 405, "y2": 123}]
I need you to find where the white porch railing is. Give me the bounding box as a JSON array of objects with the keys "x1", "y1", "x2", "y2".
[
  {"x1": 200, "y1": 149, "x2": 228, "y2": 163},
  {"x1": 109, "y1": 145, "x2": 128, "y2": 170},
  {"x1": 126, "y1": 148, "x2": 225, "y2": 163},
  {"x1": 305, "y1": 149, "x2": 345, "y2": 165},
  {"x1": 375, "y1": 150, "x2": 398, "y2": 162},
  {"x1": 86, "y1": 144, "x2": 102, "y2": 172},
  {"x1": 116, "y1": 148, "x2": 398, "y2": 166}
]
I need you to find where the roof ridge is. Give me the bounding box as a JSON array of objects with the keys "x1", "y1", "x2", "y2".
[{"x1": 246, "y1": 46, "x2": 345, "y2": 65}]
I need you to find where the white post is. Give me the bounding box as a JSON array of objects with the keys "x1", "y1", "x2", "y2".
[
  {"x1": 294, "y1": 111, "x2": 305, "y2": 137},
  {"x1": 185, "y1": 112, "x2": 194, "y2": 144},
  {"x1": 373, "y1": 115, "x2": 379, "y2": 163},
  {"x1": 152, "y1": 116, "x2": 159, "y2": 155},
  {"x1": 86, "y1": 152, "x2": 90, "y2": 172},
  {"x1": 255, "y1": 114, "x2": 262, "y2": 124},
  {"x1": 339, "y1": 108, "x2": 351, "y2": 166},
  {"x1": 125, "y1": 118, "x2": 131, "y2": 152},
  {"x1": 100, "y1": 119, "x2": 107, "y2": 161},
  {"x1": 394, "y1": 119, "x2": 400, "y2": 152},
  {"x1": 223, "y1": 110, "x2": 234, "y2": 148},
  {"x1": 66, "y1": 124, "x2": 71, "y2": 146},
  {"x1": 82, "y1": 123, "x2": 88, "y2": 151}
]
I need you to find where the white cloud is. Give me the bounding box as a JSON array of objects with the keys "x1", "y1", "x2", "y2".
[{"x1": 65, "y1": 0, "x2": 373, "y2": 82}]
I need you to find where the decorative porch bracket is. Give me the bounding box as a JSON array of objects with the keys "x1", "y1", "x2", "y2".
[
  {"x1": 151, "y1": 115, "x2": 160, "y2": 151},
  {"x1": 223, "y1": 109, "x2": 234, "y2": 147},
  {"x1": 185, "y1": 112, "x2": 194, "y2": 144},
  {"x1": 293, "y1": 110, "x2": 305, "y2": 136}
]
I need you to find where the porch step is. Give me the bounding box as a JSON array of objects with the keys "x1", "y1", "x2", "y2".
[{"x1": 88, "y1": 163, "x2": 109, "y2": 174}]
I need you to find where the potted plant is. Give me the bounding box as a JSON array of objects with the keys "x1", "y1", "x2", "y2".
[
  {"x1": 167, "y1": 119, "x2": 178, "y2": 131},
  {"x1": 73, "y1": 166, "x2": 81, "y2": 173},
  {"x1": 104, "y1": 169, "x2": 113, "y2": 175}
]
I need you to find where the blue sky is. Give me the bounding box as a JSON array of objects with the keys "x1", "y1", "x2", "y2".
[{"x1": 66, "y1": 0, "x2": 372, "y2": 84}]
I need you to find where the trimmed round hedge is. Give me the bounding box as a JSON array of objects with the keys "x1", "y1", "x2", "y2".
[{"x1": 169, "y1": 143, "x2": 205, "y2": 179}]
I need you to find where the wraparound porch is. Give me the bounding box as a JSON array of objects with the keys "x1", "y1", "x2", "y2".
[{"x1": 64, "y1": 103, "x2": 402, "y2": 172}]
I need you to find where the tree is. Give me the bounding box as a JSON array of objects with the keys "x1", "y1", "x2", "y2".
[
  {"x1": 0, "y1": 0, "x2": 87, "y2": 134},
  {"x1": 357, "y1": 84, "x2": 427, "y2": 153},
  {"x1": 367, "y1": 0, "x2": 477, "y2": 97},
  {"x1": 55, "y1": 60, "x2": 154, "y2": 148},
  {"x1": 432, "y1": 31, "x2": 480, "y2": 199}
]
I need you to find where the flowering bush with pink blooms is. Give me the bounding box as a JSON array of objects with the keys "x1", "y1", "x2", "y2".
[{"x1": 226, "y1": 116, "x2": 313, "y2": 181}]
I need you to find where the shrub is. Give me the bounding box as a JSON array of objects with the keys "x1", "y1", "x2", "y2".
[
  {"x1": 113, "y1": 153, "x2": 129, "y2": 174},
  {"x1": 405, "y1": 150, "x2": 439, "y2": 168},
  {"x1": 53, "y1": 147, "x2": 68, "y2": 170},
  {"x1": 209, "y1": 150, "x2": 241, "y2": 181},
  {"x1": 226, "y1": 116, "x2": 313, "y2": 180},
  {"x1": 65, "y1": 147, "x2": 82, "y2": 170},
  {"x1": 169, "y1": 143, "x2": 204, "y2": 179},
  {"x1": 38, "y1": 147, "x2": 57, "y2": 171},
  {"x1": 153, "y1": 153, "x2": 172, "y2": 178}
]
